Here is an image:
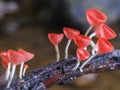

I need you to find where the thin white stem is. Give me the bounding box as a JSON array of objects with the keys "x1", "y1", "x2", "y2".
[
  {"x1": 80, "y1": 53, "x2": 98, "y2": 72},
  {"x1": 23, "y1": 67, "x2": 27, "y2": 76},
  {"x1": 55, "y1": 45, "x2": 60, "y2": 62},
  {"x1": 5, "y1": 63, "x2": 11, "y2": 80},
  {"x1": 65, "y1": 40, "x2": 72, "y2": 59},
  {"x1": 72, "y1": 60, "x2": 80, "y2": 70},
  {"x1": 85, "y1": 26, "x2": 93, "y2": 36},
  {"x1": 19, "y1": 62, "x2": 24, "y2": 79},
  {"x1": 89, "y1": 33, "x2": 96, "y2": 39},
  {"x1": 7, "y1": 64, "x2": 16, "y2": 88}
]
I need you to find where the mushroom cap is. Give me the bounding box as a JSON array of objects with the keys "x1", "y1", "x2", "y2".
[
  {"x1": 86, "y1": 8, "x2": 107, "y2": 26},
  {"x1": 18, "y1": 48, "x2": 34, "y2": 62},
  {"x1": 96, "y1": 38, "x2": 114, "y2": 54},
  {"x1": 48, "y1": 33, "x2": 64, "y2": 46},
  {"x1": 74, "y1": 35, "x2": 91, "y2": 49},
  {"x1": 23, "y1": 64, "x2": 28, "y2": 69},
  {"x1": 8, "y1": 50, "x2": 24, "y2": 65},
  {"x1": 63, "y1": 27, "x2": 80, "y2": 40},
  {"x1": 76, "y1": 48, "x2": 90, "y2": 61},
  {"x1": 94, "y1": 24, "x2": 117, "y2": 39},
  {"x1": 1, "y1": 60, "x2": 8, "y2": 69},
  {"x1": 0, "y1": 52, "x2": 9, "y2": 63}
]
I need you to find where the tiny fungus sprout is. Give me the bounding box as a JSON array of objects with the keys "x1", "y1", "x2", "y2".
[
  {"x1": 18, "y1": 48, "x2": 34, "y2": 79},
  {"x1": 73, "y1": 35, "x2": 91, "y2": 49},
  {"x1": 1, "y1": 52, "x2": 11, "y2": 80},
  {"x1": 23, "y1": 64, "x2": 28, "y2": 76},
  {"x1": 80, "y1": 38, "x2": 114, "y2": 72},
  {"x1": 48, "y1": 33, "x2": 64, "y2": 62},
  {"x1": 85, "y1": 8, "x2": 107, "y2": 36},
  {"x1": 73, "y1": 48, "x2": 90, "y2": 70},
  {"x1": 63, "y1": 27, "x2": 80, "y2": 58}
]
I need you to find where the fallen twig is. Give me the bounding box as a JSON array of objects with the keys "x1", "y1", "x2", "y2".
[{"x1": 2, "y1": 49, "x2": 120, "y2": 90}]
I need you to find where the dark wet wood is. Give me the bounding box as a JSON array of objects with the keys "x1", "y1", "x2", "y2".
[{"x1": 3, "y1": 49, "x2": 120, "y2": 90}]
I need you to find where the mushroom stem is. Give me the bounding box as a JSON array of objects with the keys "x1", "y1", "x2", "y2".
[
  {"x1": 72, "y1": 59, "x2": 80, "y2": 70},
  {"x1": 5, "y1": 63, "x2": 11, "y2": 80},
  {"x1": 65, "y1": 40, "x2": 72, "y2": 59},
  {"x1": 23, "y1": 66, "x2": 27, "y2": 76},
  {"x1": 7, "y1": 64, "x2": 16, "y2": 88},
  {"x1": 85, "y1": 26, "x2": 93, "y2": 36},
  {"x1": 55, "y1": 45, "x2": 60, "y2": 62},
  {"x1": 89, "y1": 33, "x2": 97, "y2": 55},
  {"x1": 19, "y1": 62, "x2": 24, "y2": 79},
  {"x1": 80, "y1": 53, "x2": 98, "y2": 72}
]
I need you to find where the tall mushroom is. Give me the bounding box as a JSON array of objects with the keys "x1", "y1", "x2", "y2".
[
  {"x1": 48, "y1": 33, "x2": 64, "y2": 62},
  {"x1": 63, "y1": 27, "x2": 80, "y2": 58},
  {"x1": 1, "y1": 51, "x2": 11, "y2": 80},
  {"x1": 7, "y1": 49, "x2": 24, "y2": 88},
  {"x1": 80, "y1": 38, "x2": 114, "y2": 72},
  {"x1": 18, "y1": 48, "x2": 34, "y2": 79},
  {"x1": 85, "y1": 8, "x2": 107, "y2": 36},
  {"x1": 73, "y1": 35, "x2": 91, "y2": 70}
]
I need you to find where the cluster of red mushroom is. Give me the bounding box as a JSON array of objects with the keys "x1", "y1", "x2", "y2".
[
  {"x1": 48, "y1": 8, "x2": 117, "y2": 72},
  {"x1": 0, "y1": 48, "x2": 34, "y2": 88}
]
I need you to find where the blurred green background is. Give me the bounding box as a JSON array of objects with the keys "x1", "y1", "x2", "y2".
[{"x1": 0, "y1": 0, "x2": 120, "y2": 90}]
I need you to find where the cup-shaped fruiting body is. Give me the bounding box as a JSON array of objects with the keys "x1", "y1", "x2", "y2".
[
  {"x1": 18, "y1": 48, "x2": 34, "y2": 79},
  {"x1": 94, "y1": 24, "x2": 117, "y2": 39},
  {"x1": 48, "y1": 33, "x2": 64, "y2": 46},
  {"x1": 63, "y1": 27, "x2": 80, "y2": 40},
  {"x1": 96, "y1": 38, "x2": 114, "y2": 54},
  {"x1": 85, "y1": 8, "x2": 107, "y2": 36},
  {"x1": 73, "y1": 35, "x2": 91, "y2": 49},
  {"x1": 48, "y1": 33, "x2": 64, "y2": 62},
  {"x1": 63, "y1": 27, "x2": 80, "y2": 58},
  {"x1": 86, "y1": 8, "x2": 107, "y2": 26},
  {"x1": 73, "y1": 48, "x2": 90, "y2": 70}
]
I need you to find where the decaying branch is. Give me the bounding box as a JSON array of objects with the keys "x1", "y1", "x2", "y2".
[{"x1": 2, "y1": 49, "x2": 120, "y2": 90}]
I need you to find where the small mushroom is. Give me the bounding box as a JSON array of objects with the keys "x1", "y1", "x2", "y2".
[
  {"x1": 63, "y1": 27, "x2": 80, "y2": 58},
  {"x1": 89, "y1": 24, "x2": 116, "y2": 55},
  {"x1": 22, "y1": 64, "x2": 28, "y2": 76},
  {"x1": 73, "y1": 35, "x2": 91, "y2": 49},
  {"x1": 48, "y1": 33, "x2": 64, "y2": 62},
  {"x1": 1, "y1": 52, "x2": 11, "y2": 80},
  {"x1": 18, "y1": 48, "x2": 34, "y2": 79},
  {"x1": 93, "y1": 24, "x2": 117, "y2": 39},
  {"x1": 85, "y1": 8, "x2": 107, "y2": 36},
  {"x1": 80, "y1": 38, "x2": 114, "y2": 72},
  {"x1": 73, "y1": 48, "x2": 90, "y2": 70},
  {"x1": 7, "y1": 49, "x2": 24, "y2": 88}
]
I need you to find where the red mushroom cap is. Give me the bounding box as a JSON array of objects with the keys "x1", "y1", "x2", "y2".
[
  {"x1": 23, "y1": 64, "x2": 28, "y2": 69},
  {"x1": 94, "y1": 24, "x2": 117, "y2": 39},
  {"x1": 74, "y1": 35, "x2": 91, "y2": 49},
  {"x1": 0, "y1": 52, "x2": 9, "y2": 63},
  {"x1": 8, "y1": 50, "x2": 24, "y2": 65},
  {"x1": 76, "y1": 48, "x2": 90, "y2": 61},
  {"x1": 96, "y1": 38, "x2": 114, "y2": 54},
  {"x1": 18, "y1": 48, "x2": 34, "y2": 62},
  {"x1": 48, "y1": 33, "x2": 64, "y2": 46},
  {"x1": 63, "y1": 27, "x2": 80, "y2": 40},
  {"x1": 1, "y1": 60, "x2": 8, "y2": 69},
  {"x1": 86, "y1": 8, "x2": 107, "y2": 26}
]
